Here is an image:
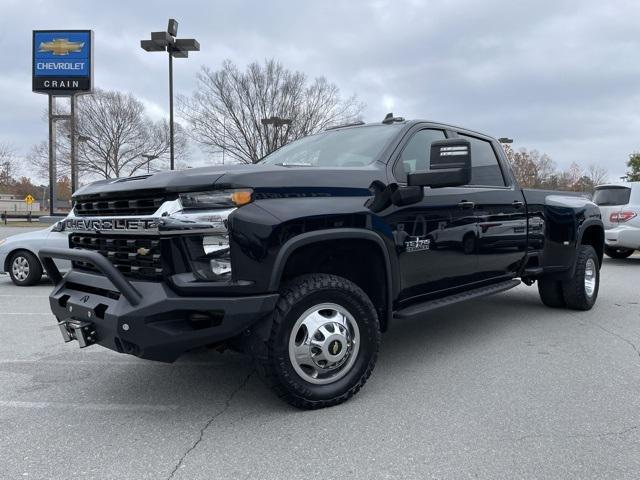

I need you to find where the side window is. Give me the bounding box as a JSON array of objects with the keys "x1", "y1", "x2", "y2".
[
  {"x1": 459, "y1": 134, "x2": 506, "y2": 186},
  {"x1": 394, "y1": 129, "x2": 446, "y2": 182}
]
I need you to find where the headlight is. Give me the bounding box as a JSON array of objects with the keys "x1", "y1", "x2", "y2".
[
  {"x1": 180, "y1": 189, "x2": 253, "y2": 209},
  {"x1": 52, "y1": 221, "x2": 65, "y2": 232}
]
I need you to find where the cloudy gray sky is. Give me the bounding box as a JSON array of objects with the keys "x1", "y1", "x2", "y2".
[{"x1": 1, "y1": 0, "x2": 638, "y2": 180}]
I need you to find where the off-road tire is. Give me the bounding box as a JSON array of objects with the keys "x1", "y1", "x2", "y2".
[
  {"x1": 562, "y1": 245, "x2": 599, "y2": 310},
  {"x1": 538, "y1": 278, "x2": 566, "y2": 308},
  {"x1": 8, "y1": 250, "x2": 42, "y2": 286},
  {"x1": 258, "y1": 274, "x2": 380, "y2": 409},
  {"x1": 604, "y1": 245, "x2": 634, "y2": 259}
]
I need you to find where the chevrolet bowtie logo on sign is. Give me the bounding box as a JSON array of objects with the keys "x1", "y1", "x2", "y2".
[
  {"x1": 38, "y1": 38, "x2": 85, "y2": 55},
  {"x1": 32, "y1": 30, "x2": 93, "y2": 94}
]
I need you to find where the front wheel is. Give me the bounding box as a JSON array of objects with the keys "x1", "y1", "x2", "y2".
[
  {"x1": 260, "y1": 274, "x2": 380, "y2": 409},
  {"x1": 562, "y1": 245, "x2": 600, "y2": 310},
  {"x1": 604, "y1": 245, "x2": 634, "y2": 259},
  {"x1": 8, "y1": 251, "x2": 42, "y2": 286}
]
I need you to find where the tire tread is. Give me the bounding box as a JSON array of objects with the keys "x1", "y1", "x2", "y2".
[
  {"x1": 562, "y1": 245, "x2": 599, "y2": 310},
  {"x1": 259, "y1": 273, "x2": 380, "y2": 409}
]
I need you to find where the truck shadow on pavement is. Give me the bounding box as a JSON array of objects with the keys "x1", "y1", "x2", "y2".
[
  {"x1": 3, "y1": 286, "x2": 570, "y2": 413},
  {"x1": 55, "y1": 287, "x2": 559, "y2": 411}
]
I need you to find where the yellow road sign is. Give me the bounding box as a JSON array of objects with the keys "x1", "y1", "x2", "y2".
[{"x1": 25, "y1": 194, "x2": 35, "y2": 205}]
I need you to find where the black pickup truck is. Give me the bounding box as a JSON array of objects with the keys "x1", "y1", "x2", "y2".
[{"x1": 41, "y1": 116, "x2": 604, "y2": 409}]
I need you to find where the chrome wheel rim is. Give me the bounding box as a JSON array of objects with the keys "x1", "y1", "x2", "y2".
[
  {"x1": 11, "y1": 256, "x2": 30, "y2": 282},
  {"x1": 584, "y1": 258, "x2": 596, "y2": 297},
  {"x1": 288, "y1": 303, "x2": 360, "y2": 385}
]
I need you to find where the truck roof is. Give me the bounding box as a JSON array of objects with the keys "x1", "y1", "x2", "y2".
[{"x1": 328, "y1": 118, "x2": 499, "y2": 143}]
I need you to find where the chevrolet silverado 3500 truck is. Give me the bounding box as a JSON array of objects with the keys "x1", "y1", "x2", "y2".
[{"x1": 41, "y1": 117, "x2": 604, "y2": 409}]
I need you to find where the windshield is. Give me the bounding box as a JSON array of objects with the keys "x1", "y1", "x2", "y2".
[
  {"x1": 593, "y1": 186, "x2": 631, "y2": 206},
  {"x1": 260, "y1": 125, "x2": 399, "y2": 167}
]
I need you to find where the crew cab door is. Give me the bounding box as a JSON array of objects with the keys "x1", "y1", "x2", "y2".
[
  {"x1": 385, "y1": 128, "x2": 480, "y2": 301},
  {"x1": 454, "y1": 133, "x2": 528, "y2": 280}
]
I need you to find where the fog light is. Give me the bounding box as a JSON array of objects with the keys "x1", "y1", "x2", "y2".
[
  {"x1": 190, "y1": 234, "x2": 233, "y2": 280},
  {"x1": 210, "y1": 258, "x2": 231, "y2": 276}
]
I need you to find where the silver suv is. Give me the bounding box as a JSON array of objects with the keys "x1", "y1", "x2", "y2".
[{"x1": 594, "y1": 182, "x2": 640, "y2": 258}]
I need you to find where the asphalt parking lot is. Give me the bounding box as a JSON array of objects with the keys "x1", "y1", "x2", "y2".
[{"x1": 0, "y1": 226, "x2": 639, "y2": 479}]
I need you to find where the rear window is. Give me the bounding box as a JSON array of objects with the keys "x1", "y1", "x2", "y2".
[{"x1": 593, "y1": 187, "x2": 631, "y2": 206}]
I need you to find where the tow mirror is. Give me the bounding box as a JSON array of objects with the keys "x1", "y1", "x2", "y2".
[{"x1": 407, "y1": 139, "x2": 471, "y2": 188}]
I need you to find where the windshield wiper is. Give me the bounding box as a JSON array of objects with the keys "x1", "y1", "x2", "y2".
[{"x1": 274, "y1": 162, "x2": 313, "y2": 167}]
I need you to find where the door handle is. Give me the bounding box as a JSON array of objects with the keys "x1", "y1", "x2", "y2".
[
  {"x1": 458, "y1": 201, "x2": 475, "y2": 209},
  {"x1": 512, "y1": 200, "x2": 524, "y2": 209}
]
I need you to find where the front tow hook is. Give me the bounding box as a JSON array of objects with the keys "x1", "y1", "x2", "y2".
[{"x1": 58, "y1": 320, "x2": 97, "y2": 348}]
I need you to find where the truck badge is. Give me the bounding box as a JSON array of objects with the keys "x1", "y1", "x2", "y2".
[{"x1": 405, "y1": 236, "x2": 431, "y2": 252}]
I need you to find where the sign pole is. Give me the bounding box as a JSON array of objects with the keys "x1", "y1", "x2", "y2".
[
  {"x1": 48, "y1": 95, "x2": 57, "y2": 217},
  {"x1": 70, "y1": 94, "x2": 77, "y2": 193},
  {"x1": 168, "y1": 51, "x2": 174, "y2": 170}
]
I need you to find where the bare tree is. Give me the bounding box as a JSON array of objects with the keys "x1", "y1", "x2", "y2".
[
  {"x1": 30, "y1": 89, "x2": 187, "y2": 181},
  {"x1": 503, "y1": 145, "x2": 556, "y2": 188},
  {"x1": 586, "y1": 163, "x2": 608, "y2": 187},
  {"x1": 0, "y1": 143, "x2": 17, "y2": 187},
  {"x1": 503, "y1": 145, "x2": 606, "y2": 192},
  {"x1": 178, "y1": 59, "x2": 364, "y2": 164}
]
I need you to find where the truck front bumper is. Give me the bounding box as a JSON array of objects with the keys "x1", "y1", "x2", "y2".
[
  {"x1": 39, "y1": 248, "x2": 278, "y2": 362},
  {"x1": 604, "y1": 225, "x2": 640, "y2": 250}
]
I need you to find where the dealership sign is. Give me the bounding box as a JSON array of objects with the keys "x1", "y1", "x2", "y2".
[{"x1": 32, "y1": 30, "x2": 93, "y2": 94}]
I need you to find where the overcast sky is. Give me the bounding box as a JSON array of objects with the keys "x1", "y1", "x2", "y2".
[{"x1": 1, "y1": 0, "x2": 638, "y2": 181}]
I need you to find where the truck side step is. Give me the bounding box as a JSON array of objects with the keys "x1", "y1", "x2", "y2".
[{"x1": 394, "y1": 279, "x2": 521, "y2": 320}]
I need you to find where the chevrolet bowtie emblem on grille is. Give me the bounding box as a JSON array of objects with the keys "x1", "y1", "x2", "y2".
[
  {"x1": 38, "y1": 38, "x2": 85, "y2": 56},
  {"x1": 137, "y1": 247, "x2": 151, "y2": 256}
]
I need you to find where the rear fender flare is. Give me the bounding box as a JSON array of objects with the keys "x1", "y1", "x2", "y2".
[{"x1": 574, "y1": 219, "x2": 605, "y2": 271}]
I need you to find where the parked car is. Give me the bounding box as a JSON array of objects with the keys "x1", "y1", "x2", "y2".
[
  {"x1": 593, "y1": 182, "x2": 640, "y2": 258},
  {"x1": 0, "y1": 222, "x2": 70, "y2": 286},
  {"x1": 41, "y1": 117, "x2": 603, "y2": 409}
]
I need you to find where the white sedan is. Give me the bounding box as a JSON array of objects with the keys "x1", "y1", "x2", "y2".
[{"x1": 0, "y1": 222, "x2": 70, "y2": 286}]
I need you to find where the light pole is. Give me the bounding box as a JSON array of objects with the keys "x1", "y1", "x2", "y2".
[
  {"x1": 141, "y1": 154, "x2": 158, "y2": 174},
  {"x1": 141, "y1": 19, "x2": 199, "y2": 170}
]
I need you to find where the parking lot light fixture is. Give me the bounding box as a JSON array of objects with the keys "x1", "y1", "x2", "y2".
[
  {"x1": 141, "y1": 154, "x2": 159, "y2": 174},
  {"x1": 141, "y1": 19, "x2": 199, "y2": 171}
]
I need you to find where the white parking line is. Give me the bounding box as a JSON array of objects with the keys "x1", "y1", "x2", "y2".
[
  {"x1": 0, "y1": 400, "x2": 177, "y2": 412},
  {"x1": 0, "y1": 359, "x2": 235, "y2": 367},
  {"x1": 2, "y1": 313, "x2": 53, "y2": 315},
  {"x1": 0, "y1": 295, "x2": 49, "y2": 298}
]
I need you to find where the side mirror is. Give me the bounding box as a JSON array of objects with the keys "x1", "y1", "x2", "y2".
[{"x1": 407, "y1": 138, "x2": 471, "y2": 188}]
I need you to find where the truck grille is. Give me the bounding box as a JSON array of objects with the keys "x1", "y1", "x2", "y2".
[
  {"x1": 74, "y1": 195, "x2": 169, "y2": 216},
  {"x1": 70, "y1": 233, "x2": 163, "y2": 280}
]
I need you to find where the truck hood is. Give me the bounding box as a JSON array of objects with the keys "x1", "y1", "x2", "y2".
[{"x1": 73, "y1": 163, "x2": 382, "y2": 199}]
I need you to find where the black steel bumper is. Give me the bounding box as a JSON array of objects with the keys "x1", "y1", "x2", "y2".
[{"x1": 39, "y1": 248, "x2": 279, "y2": 362}]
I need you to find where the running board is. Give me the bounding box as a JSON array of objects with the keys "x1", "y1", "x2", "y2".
[{"x1": 394, "y1": 279, "x2": 521, "y2": 320}]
